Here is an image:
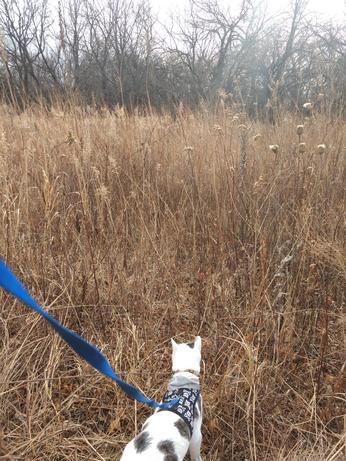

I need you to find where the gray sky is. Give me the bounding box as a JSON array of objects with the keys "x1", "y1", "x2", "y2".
[{"x1": 149, "y1": 0, "x2": 345, "y2": 20}]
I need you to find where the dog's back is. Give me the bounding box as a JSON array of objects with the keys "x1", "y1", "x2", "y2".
[{"x1": 121, "y1": 411, "x2": 191, "y2": 460}]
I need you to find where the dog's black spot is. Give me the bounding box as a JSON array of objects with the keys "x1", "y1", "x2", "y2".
[
  {"x1": 157, "y1": 440, "x2": 178, "y2": 461},
  {"x1": 187, "y1": 341, "x2": 195, "y2": 348},
  {"x1": 174, "y1": 418, "x2": 190, "y2": 440},
  {"x1": 134, "y1": 431, "x2": 151, "y2": 453}
]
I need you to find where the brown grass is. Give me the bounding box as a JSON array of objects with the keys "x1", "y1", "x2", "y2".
[{"x1": 0, "y1": 103, "x2": 345, "y2": 460}]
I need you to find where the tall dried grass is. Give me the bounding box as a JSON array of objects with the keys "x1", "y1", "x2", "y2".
[{"x1": 0, "y1": 103, "x2": 345, "y2": 460}]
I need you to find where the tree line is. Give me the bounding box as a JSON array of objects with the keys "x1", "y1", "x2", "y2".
[{"x1": 0, "y1": 0, "x2": 345, "y2": 116}]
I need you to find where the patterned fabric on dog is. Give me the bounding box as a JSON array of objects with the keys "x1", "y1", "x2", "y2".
[{"x1": 159, "y1": 388, "x2": 200, "y2": 435}]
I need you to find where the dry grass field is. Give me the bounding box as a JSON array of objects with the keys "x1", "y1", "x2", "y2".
[{"x1": 0, "y1": 103, "x2": 345, "y2": 460}]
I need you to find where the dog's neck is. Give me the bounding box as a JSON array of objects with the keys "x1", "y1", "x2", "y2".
[{"x1": 168, "y1": 370, "x2": 200, "y2": 391}]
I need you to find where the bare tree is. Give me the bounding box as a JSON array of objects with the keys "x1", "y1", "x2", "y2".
[
  {"x1": 0, "y1": 0, "x2": 344, "y2": 114},
  {"x1": 0, "y1": 0, "x2": 51, "y2": 100}
]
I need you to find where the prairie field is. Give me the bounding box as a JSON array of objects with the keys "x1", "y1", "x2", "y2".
[{"x1": 0, "y1": 103, "x2": 345, "y2": 460}]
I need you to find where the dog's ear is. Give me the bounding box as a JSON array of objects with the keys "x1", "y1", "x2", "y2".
[
  {"x1": 194, "y1": 336, "x2": 201, "y2": 351},
  {"x1": 171, "y1": 338, "x2": 178, "y2": 350}
]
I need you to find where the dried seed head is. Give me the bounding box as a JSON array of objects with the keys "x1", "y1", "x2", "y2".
[
  {"x1": 317, "y1": 144, "x2": 326, "y2": 154},
  {"x1": 269, "y1": 144, "x2": 279, "y2": 154},
  {"x1": 303, "y1": 102, "x2": 313, "y2": 110},
  {"x1": 296, "y1": 125, "x2": 304, "y2": 136},
  {"x1": 217, "y1": 89, "x2": 231, "y2": 100},
  {"x1": 96, "y1": 185, "x2": 109, "y2": 199},
  {"x1": 217, "y1": 89, "x2": 227, "y2": 99},
  {"x1": 298, "y1": 142, "x2": 306, "y2": 153}
]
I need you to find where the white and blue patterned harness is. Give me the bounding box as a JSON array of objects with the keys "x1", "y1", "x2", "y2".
[{"x1": 158, "y1": 373, "x2": 200, "y2": 435}]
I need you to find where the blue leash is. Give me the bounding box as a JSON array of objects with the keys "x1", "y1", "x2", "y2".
[{"x1": 0, "y1": 258, "x2": 175, "y2": 409}]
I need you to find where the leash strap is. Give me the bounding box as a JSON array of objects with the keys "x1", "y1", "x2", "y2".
[{"x1": 0, "y1": 258, "x2": 174, "y2": 409}]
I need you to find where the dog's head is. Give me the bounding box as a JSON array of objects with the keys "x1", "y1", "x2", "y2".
[{"x1": 171, "y1": 336, "x2": 201, "y2": 375}]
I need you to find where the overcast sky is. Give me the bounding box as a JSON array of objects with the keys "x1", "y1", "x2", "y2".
[{"x1": 149, "y1": 0, "x2": 345, "y2": 21}]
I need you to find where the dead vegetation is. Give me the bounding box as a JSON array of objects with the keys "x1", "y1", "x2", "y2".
[{"x1": 0, "y1": 103, "x2": 345, "y2": 460}]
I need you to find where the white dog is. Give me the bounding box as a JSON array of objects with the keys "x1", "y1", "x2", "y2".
[{"x1": 120, "y1": 336, "x2": 202, "y2": 461}]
